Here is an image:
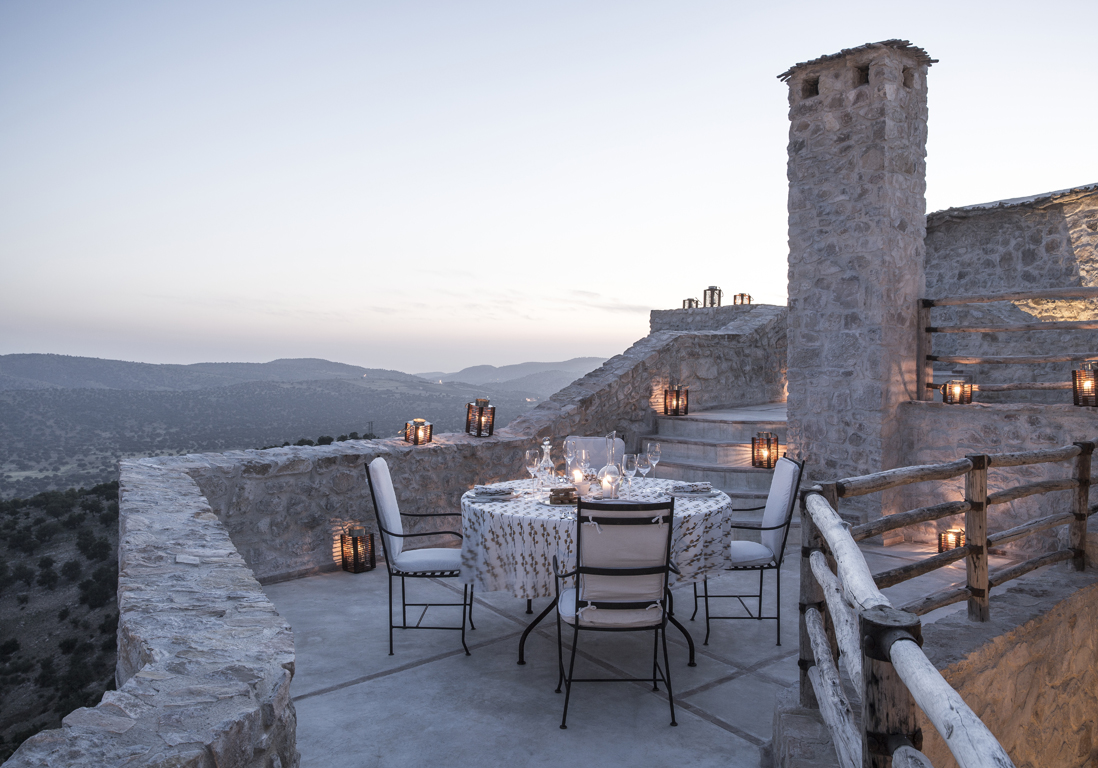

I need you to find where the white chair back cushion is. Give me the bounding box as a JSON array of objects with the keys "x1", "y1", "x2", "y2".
[
  {"x1": 368, "y1": 457, "x2": 403, "y2": 559},
  {"x1": 577, "y1": 504, "x2": 670, "y2": 605},
  {"x1": 761, "y1": 457, "x2": 801, "y2": 556},
  {"x1": 568, "y1": 436, "x2": 625, "y2": 471}
]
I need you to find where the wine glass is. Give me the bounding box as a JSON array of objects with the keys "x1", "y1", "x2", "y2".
[
  {"x1": 525, "y1": 448, "x2": 540, "y2": 491},
  {"x1": 636, "y1": 453, "x2": 651, "y2": 483},
  {"x1": 578, "y1": 449, "x2": 591, "y2": 472},
  {"x1": 647, "y1": 442, "x2": 661, "y2": 475},
  {"x1": 563, "y1": 438, "x2": 576, "y2": 474},
  {"x1": 622, "y1": 454, "x2": 637, "y2": 492}
]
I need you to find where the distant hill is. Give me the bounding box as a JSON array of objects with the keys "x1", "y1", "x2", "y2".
[{"x1": 417, "y1": 357, "x2": 605, "y2": 388}]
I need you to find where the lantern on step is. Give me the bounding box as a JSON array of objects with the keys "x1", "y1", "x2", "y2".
[
  {"x1": 404, "y1": 418, "x2": 433, "y2": 445},
  {"x1": 1072, "y1": 362, "x2": 1097, "y2": 407},
  {"x1": 664, "y1": 385, "x2": 689, "y2": 416},
  {"x1": 465, "y1": 398, "x2": 496, "y2": 437},
  {"x1": 341, "y1": 526, "x2": 376, "y2": 572},
  {"x1": 732, "y1": 293, "x2": 752, "y2": 305},
  {"x1": 682, "y1": 298, "x2": 699, "y2": 309},
  {"x1": 940, "y1": 380, "x2": 972, "y2": 405},
  {"x1": 702, "y1": 286, "x2": 722, "y2": 308},
  {"x1": 752, "y1": 432, "x2": 779, "y2": 469},
  {"x1": 937, "y1": 527, "x2": 965, "y2": 553}
]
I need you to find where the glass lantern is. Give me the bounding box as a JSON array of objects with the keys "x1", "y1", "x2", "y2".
[
  {"x1": 404, "y1": 418, "x2": 433, "y2": 444},
  {"x1": 1073, "y1": 363, "x2": 1097, "y2": 407},
  {"x1": 702, "y1": 286, "x2": 722, "y2": 308}
]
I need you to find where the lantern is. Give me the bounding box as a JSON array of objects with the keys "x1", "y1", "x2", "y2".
[
  {"x1": 937, "y1": 528, "x2": 966, "y2": 553},
  {"x1": 465, "y1": 398, "x2": 495, "y2": 437},
  {"x1": 702, "y1": 286, "x2": 722, "y2": 308},
  {"x1": 682, "y1": 298, "x2": 699, "y2": 309},
  {"x1": 751, "y1": 432, "x2": 779, "y2": 469},
  {"x1": 340, "y1": 526, "x2": 375, "y2": 572},
  {"x1": 732, "y1": 293, "x2": 752, "y2": 305},
  {"x1": 663, "y1": 385, "x2": 689, "y2": 416},
  {"x1": 404, "y1": 418, "x2": 433, "y2": 445},
  {"x1": 1073, "y1": 363, "x2": 1097, "y2": 407},
  {"x1": 940, "y1": 380, "x2": 972, "y2": 404}
]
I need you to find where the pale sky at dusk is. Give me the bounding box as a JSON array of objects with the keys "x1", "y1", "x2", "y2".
[{"x1": 2, "y1": 1, "x2": 1096, "y2": 373}]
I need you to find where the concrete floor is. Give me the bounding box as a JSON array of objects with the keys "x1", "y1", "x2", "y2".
[{"x1": 262, "y1": 537, "x2": 1008, "y2": 768}]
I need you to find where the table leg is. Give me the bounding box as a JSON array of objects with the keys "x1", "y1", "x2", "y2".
[
  {"x1": 517, "y1": 597, "x2": 558, "y2": 665},
  {"x1": 526, "y1": 598, "x2": 533, "y2": 614}
]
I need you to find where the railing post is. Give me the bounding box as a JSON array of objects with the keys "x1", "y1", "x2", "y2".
[
  {"x1": 1072, "y1": 442, "x2": 1094, "y2": 571},
  {"x1": 916, "y1": 298, "x2": 933, "y2": 401},
  {"x1": 799, "y1": 490, "x2": 824, "y2": 708},
  {"x1": 819, "y1": 483, "x2": 841, "y2": 659},
  {"x1": 860, "y1": 605, "x2": 923, "y2": 768},
  {"x1": 964, "y1": 454, "x2": 990, "y2": 621}
]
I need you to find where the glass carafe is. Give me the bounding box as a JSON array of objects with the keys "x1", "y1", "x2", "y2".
[
  {"x1": 596, "y1": 431, "x2": 622, "y2": 498},
  {"x1": 537, "y1": 437, "x2": 555, "y2": 488}
]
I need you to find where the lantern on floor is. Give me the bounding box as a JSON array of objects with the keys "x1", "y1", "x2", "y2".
[
  {"x1": 702, "y1": 286, "x2": 722, "y2": 308},
  {"x1": 341, "y1": 526, "x2": 376, "y2": 572},
  {"x1": 732, "y1": 293, "x2": 752, "y2": 305},
  {"x1": 404, "y1": 418, "x2": 433, "y2": 445},
  {"x1": 664, "y1": 385, "x2": 689, "y2": 416},
  {"x1": 1073, "y1": 363, "x2": 1097, "y2": 407},
  {"x1": 465, "y1": 398, "x2": 496, "y2": 437},
  {"x1": 683, "y1": 298, "x2": 699, "y2": 309},
  {"x1": 752, "y1": 432, "x2": 779, "y2": 469},
  {"x1": 937, "y1": 528, "x2": 966, "y2": 553},
  {"x1": 940, "y1": 380, "x2": 972, "y2": 404}
]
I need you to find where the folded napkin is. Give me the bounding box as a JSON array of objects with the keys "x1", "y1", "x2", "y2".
[
  {"x1": 472, "y1": 485, "x2": 512, "y2": 496},
  {"x1": 671, "y1": 482, "x2": 712, "y2": 494}
]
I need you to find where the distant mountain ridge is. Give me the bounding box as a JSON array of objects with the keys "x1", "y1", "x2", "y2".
[{"x1": 416, "y1": 357, "x2": 605, "y2": 386}]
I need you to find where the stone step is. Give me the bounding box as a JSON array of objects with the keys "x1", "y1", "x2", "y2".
[
  {"x1": 643, "y1": 434, "x2": 776, "y2": 466},
  {"x1": 654, "y1": 416, "x2": 787, "y2": 442},
  {"x1": 654, "y1": 459, "x2": 775, "y2": 494}
]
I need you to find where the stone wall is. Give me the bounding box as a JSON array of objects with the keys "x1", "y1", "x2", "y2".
[
  {"x1": 924, "y1": 186, "x2": 1098, "y2": 404},
  {"x1": 649, "y1": 304, "x2": 759, "y2": 332}
]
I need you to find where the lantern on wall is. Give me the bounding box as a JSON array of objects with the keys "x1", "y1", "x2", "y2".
[
  {"x1": 682, "y1": 298, "x2": 699, "y2": 309},
  {"x1": 340, "y1": 526, "x2": 376, "y2": 572},
  {"x1": 404, "y1": 418, "x2": 433, "y2": 445},
  {"x1": 1073, "y1": 363, "x2": 1097, "y2": 407},
  {"x1": 940, "y1": 380, "x2": 972, "y2": 404},
  {"x1": 465, "y1": 398, "x2": 496, "y2": 437},
  {"x1": 702, "y1": 286, "x2": 722, "y2": 308},
  {"x1": 937, "y1": 528, "x2": 966, "y2": 553},
  {"x1": 751, "y1": 432, "x2": 779, "y2": 469},
  {"x1": 732, "y1": 293, "x2": 752, "y2": 305},
  {"x1": 664, "y1": 385, "x2": 689, "y2": 416}
]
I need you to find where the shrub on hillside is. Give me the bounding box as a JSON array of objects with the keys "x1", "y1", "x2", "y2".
[
  {"x1": 60, "y1": 560, "x2": 82, "y2": 582},
  {"x1": 76, "y1": 529, "x2": 110, "y2": 561}
]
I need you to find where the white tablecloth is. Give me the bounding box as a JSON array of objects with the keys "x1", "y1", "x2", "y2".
[{"x1": 460, "y1": 478, "x2": 733, "y2": 599}]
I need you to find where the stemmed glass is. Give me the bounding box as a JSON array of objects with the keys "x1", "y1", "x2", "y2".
[
  {"x1": 525, "y1": 448, "x2": 541, "y2": 491},
  {"x1": 563, "y1": 439, "x2": 577, "y2": 478},
  {"x1": 636, "y1": 453, "x2": 651, "y2": 483},
  {"x1": 647, "y1": 442, "x2": 661, "y2": 475},
  {"x1": 622, "y1": 454, "x2": 637, "y2": 493},
  {"x1": 578, "y1": 449, "x2": 591, "y2": 473}
]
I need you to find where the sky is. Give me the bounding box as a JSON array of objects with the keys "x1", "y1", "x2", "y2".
[{"x1": 2, "y1": 1, "x2": 1097, "y2": 374}]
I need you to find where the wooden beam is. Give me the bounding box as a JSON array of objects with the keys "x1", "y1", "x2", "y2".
[
  {"x1": 989, "y1": 550, "x2": 1074, "y2": 588},
  {"x1": 965, "y1": 455, "x2": 990, "y2": 621},
  {"x1": 836, "y1": 459, "x2": 973, "y2": 498},
  {"x1": 860, "y1": 606, "x2": 921, "y2": 768},
  {"x1": 974, "y1": 382, "x2": 1073, "y2": 392},
  {"x1": 987, "y1": 511, "x2": 1075, "y2": 549},
  {"x1": 809, "y1": 551, "x2": 863, "y2": 691},
  {"x1": 899, "y1": 585, "x2": 969, "y2": 616},
  {"x1": 804, "y1": 493, "x2": 889, "y2": 611},
  {"x1": 988, "y1": 444, "x2": 1081, "y2": 468},
  {"x1": 987, "y1": 478, "x2": 1078, "y2": 506},
  {"x1": 892, "y1": 746, "x2": 935, "y2": 768},
  {"x1": 927, "y1": 319, "x2": 1098, "y2": 334},
  {"x1": 805, "y1": 608, "x2": 861, "y2": 768},
  {"x1": 928, "y1": 353, "x2": 1098, "y2": 365},
  {"x1": 851, "y1": 500, "x2": 970, "y2": 542},
  {"x1": 927, "y1": 286, "x2": 1098, "y2": 307},
  {"x1": 873, "y1": 545, "x2": 972, "y2": 589},
  {"x1": 799, "y1": 498, "x2": 825, "y2": 709},
  {"x1": 1072, "y1": 442, "x2": 1093, "y2": 571}
]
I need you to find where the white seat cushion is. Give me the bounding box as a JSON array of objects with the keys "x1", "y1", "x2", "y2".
[
  {"x1": 728, "y1": 540, "x2": 777, "y2": 568},
  {"x1": 557, "y1": 588, "x2": 663, "y2": 629},
  {"x1": 392, "y1": 547, "x2": 462, "y2": 574}
]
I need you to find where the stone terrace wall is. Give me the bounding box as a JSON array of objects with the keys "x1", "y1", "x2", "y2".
[
  {"x1": 924, "y1": 186, "x2": 1098, "y2": 403},
  {"x1": 649, "y1": 304, "x2": 758, "y2": 332}
]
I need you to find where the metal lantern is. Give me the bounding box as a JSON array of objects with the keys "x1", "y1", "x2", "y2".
[
  {"x1": 340, "y1": 526, "x2": 375, "y2": 573},
  {"x1": 751, "y1": 432, "x2": 779, "y2": 469},
  {"x1": 663, "y1": 385, "x2": 689, "y2": 416},
  {"x1": 702, "y1": 286, "x2": 722, "y2": 308},
  {"x1": 732, "y1": 293, "x2": 752, "y2": 305},
  {"x1": 682, "y1": 298, "x2": 699, "y2": 309},
  {"x1": 404, "y1": 418, "x2": 433, "y2": 445},
  {"x1": 465, "y1": 398, "x2": 496, "y2": 437},
  {"x1": 1073, "y1": 363, "x2": 1097, "y2": 407},
  {"x1": 940, "y1": 380, "x2": 972, "y2": 404},
  {"x1": 937, "y1": 528, "x2": 966, "y2": 553}
]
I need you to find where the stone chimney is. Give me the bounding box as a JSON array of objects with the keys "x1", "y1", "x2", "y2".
[{"x1": 781, "y1": 40, "x2": 936, "y2": 523}]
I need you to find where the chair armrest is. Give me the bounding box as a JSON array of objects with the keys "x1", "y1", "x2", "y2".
[
  {"x1": 668, "y1": 561, "x2": 681, "y2": 575},
  {"x1": 728, "y1": 521, "x2": 762, "y2": 530},
  {"x1": 389, "y1": 530, "x2": 463, "y2": 540},
  {"x1": 552, "y1": 555, "x2": 577, "y2": 580},
  {"x1": 401, "y1": 511, "x2": 461, "y2": 518},
  {"x1": 736, "y1": 505, "x2": 765, "y2": 512}
]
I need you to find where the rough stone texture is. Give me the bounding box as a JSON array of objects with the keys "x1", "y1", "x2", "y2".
[
  {"x1": 895, "y1": 401, "x2": 1098, "y2": 555},
  {"x1": 784, "y1": 43, "x2": 931, "y2": 524},
  {"x1": 3, "y1": 462, "x2": 298, "y2": 768},
  {"x1": 649, "y1": 303, "x2": 761, "y2": 332},
  {"x1": 925, "y1": 186, "x2": 1098, "y2": 404},
  {"x1": 771, "y1": 685, "x2": 838, "y2": 768}
]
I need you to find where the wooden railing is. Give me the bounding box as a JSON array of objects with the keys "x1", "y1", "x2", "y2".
[
  {"x1": 915, "y1": 286, "x2": 1098, "y2": 401},
  {"x1": 798, "y1": 440, "x2": 1095, "y2": 767}
]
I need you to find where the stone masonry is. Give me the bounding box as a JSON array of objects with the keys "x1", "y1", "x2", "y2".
[{"x1": 782, "y1": 40, "x2": 935, "y2": 523}]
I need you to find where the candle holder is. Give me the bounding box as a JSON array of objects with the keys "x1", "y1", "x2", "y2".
[
  {"x1": 702, "y1": 286, "x2": 722, "y2": 308},
  {"x1": 733, "y1": 293, "x2": 752, "y2": 305},
  {"x1": 404, "y1": 418, "x2": 433, "y2": 445},
  {"x1": 682, "y1": 298, "x2": 699, "y2": 309},
  {"x1": 1073, "y1": 363, "x2": 1097, "y2": 407},
  {"x1": 937, "y1": 528, "x2": 966, "y2": 553},
  {"x1": 751, "y1": 432, "x2": 779, "y2": 469},
  {"x1": 340, "y1": 526, "x2": 376, "y2": 573},
  {"x1": 663, "y1": 385, "x2": 689, "y2": 416},
  {"x1": 940, "y1": 380, "x2": 972, "y2": 405},
  {"x1": 465, "y1": 398, "x2": 496, "y2": 437}
]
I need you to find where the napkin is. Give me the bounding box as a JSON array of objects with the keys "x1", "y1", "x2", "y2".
[
  {"x1": 472, "y1": 485, "x2": 512, "y2": 496},
  {"x1": 670, "y1": 482, "x2": 712, "y2": 494}
]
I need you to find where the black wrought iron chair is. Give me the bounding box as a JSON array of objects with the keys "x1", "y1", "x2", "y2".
[
  {"x1": 365, "y1": 457, "x2": 474, "y2": 656},
  {"x1": 691, "y1": 456, "x2": 804, "y2": 646},
  {"x1": 553, "y1": 499, "x2": 678, "y2": 729}
]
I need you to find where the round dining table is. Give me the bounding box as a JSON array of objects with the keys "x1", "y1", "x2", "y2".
[{"x1": 459, "y1": 477, "x2": 734, "y2": 665}]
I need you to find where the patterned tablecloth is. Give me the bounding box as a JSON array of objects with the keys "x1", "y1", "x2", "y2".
[{"x1": 460, "y1": 478, "x2": 733, "y2": 599}]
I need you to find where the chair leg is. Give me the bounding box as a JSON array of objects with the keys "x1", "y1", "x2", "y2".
[
  {"x1": 555, "y1": 611, "x2": 564, "y2": 694},
  {"x1": 758, "y1": 569, "x2": 764, "y2": 619},
  {"x1": 691, "y1": 582, "x2": 699, "y2": 621},
  {"x1": 387, "y1": 573, "x2": 394, "y2": 656},
  {"x1": 560, "y1": 624, "x2": 580, "y2": 730},
  {"x1": 703, "y1": 577, "x2": 712, "y2": 646},
  {"x1": 468, "y1": 584, "x2": 476, "y2": 630},
  {"x1": 661, "y1": 625, "x2": 677, "y2": 726},
  {"x1": 775, "y1": 567, "x2": 781, "y2": 646},
  {"x1": 401, "y1": 577, "x2": 407, "y2": 627},
  {"x1": 651, "y1": 627, "x2": 660, "y2": 691},
  {"x1": 460, "y1": 584, "x2": 470, "y2": 656}
]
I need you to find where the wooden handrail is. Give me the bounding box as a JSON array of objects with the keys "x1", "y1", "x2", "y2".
[
  {"x1": 987, "y1": 511, "x2": 1076, "y2": 548},
  {"x1": 873, "y1": 545, "x2": 972, "y2": 589},
  {"x1": 809, "y1": 551, "x2": 863, "y2": 690},
  {"x1": 805, "y1": 608, "x2": 861, "y2": 768},
  {"x1": 836, "y1": 458, "x2": 973, "y2": 498},
  {"x1": 928, "y1": 353, "x2": 1098, "y2": 365},
  {"x1": 923, "y1": 382, "x2": 1072, "y2": 391},
  {"x1": 899, "y1": 584, "x2": 969, "y2": 616},
  {"x1": 927, "y1": 319, "x2": 1098, "y2": 334},
  {"x1": 926, "y1": 286, "x2": 1098, "y2": 307},
  {"x1": 989, "y1": 550, "x2": 1074, "y2": 588},
  {"x1": 987, "y1": 478, "x2": 1078, "y2": 506},
  {"x1": 804, "y1": 493, "x2": 889, "y2": 610},
  {"x1": 990, "y1": 444, "x2": 1081, "y2": 468},
  {"x1": 851, "y1": 500, "x2": 970, "y2": 542}
]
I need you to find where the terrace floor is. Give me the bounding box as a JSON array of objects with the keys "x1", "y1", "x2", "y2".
[{"x1": 262, "y1": 537, "x2": 1012, "y2": 768}]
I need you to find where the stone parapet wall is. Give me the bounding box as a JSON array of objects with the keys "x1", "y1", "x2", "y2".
[{"x1": 649, "y1": 304, "x2": 759, "y2": 333}]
